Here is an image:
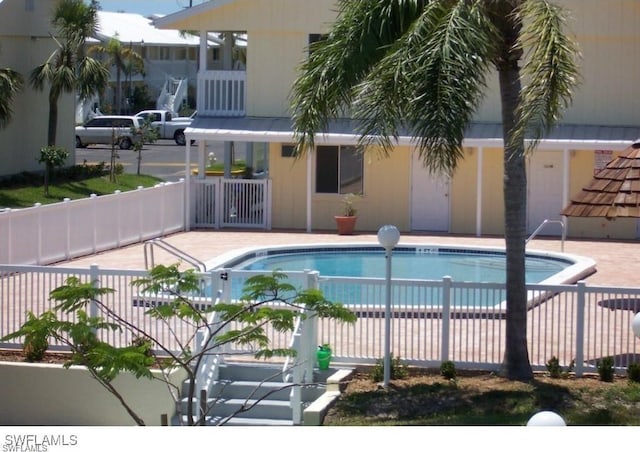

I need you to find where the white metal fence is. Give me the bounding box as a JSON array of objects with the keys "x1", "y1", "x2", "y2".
[
  {"x1": 192, "y1": 178, "x2": 271, "y2": 229},
  {"x1": 0, "y1": 182, "x2": 186, "y2": 266},
  {"x1": 1, "y1": 264, "x2": 638, "y2": 376}
]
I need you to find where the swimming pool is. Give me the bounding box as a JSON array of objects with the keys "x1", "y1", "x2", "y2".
[
  {"x1": 205, "y1": 243, "x2": 596, "y2": 312},
  {"x1": 208, "y1": 244, "x2": 594, "y2": 284}
]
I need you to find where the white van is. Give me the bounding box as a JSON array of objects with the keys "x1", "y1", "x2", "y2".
[{"x1": 75, "y1": 115, "x2": 142, "y2": 150}]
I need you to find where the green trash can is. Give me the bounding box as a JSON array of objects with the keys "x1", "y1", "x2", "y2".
[{"x1": 316, "y1": 344, "x2": 332, "y2": 370}]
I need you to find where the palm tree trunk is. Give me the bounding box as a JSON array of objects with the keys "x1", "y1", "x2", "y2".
[
  {"x1": 499, "y1": 64, "x2": 533, "y2": 381},
  {"x1": 47, "y1": 92, "x2": 58, "y2": 147},
  {"x1": 116, "y1": 68, "x2": 122, "y2": 114}
]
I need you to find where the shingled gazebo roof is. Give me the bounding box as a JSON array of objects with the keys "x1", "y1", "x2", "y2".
[{"x1": 562, "y1": 141, "x2": 640, "y2": 218}]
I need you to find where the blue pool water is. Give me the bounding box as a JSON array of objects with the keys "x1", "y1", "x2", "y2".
[{"x1": 231, "y1": 246, "x2": 572, "y2": 283}]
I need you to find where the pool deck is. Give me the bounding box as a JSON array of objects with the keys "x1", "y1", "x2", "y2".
[{"x1": 54, "y1": 229, "x2": 638, "y2": 288}]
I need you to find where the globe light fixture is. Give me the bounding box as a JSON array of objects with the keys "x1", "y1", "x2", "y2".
[
  {"x1": 377, "y1": 225, "x2": 400, "y2": 388},
  {"x1": 527, "y1": 410, "x2": 567, "y2": 426}
]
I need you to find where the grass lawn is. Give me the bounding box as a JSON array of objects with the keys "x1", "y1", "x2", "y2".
[{"x1": 0, "y1": 171, "x2": 164, "y2": 208}]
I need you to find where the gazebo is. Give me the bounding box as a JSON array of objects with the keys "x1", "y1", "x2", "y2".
[{"x1": 562, "y1": 140, "x2": 640, "y2": 218}]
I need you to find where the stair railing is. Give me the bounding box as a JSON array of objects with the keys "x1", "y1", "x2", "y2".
[
  {"x1": 192, "y1": 270, "x2": 230, "y2": 422},
  {"x1": 282, "y1": 271, "x2": 320, "y2": 424},
  {"x1": 526, "y1": 219, "x2": 566, "y2": 252},
  {"x1": 144, "y1": 238, "x2": 208, "y2": 271}
]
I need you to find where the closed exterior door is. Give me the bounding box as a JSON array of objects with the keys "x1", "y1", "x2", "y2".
[
  {"x1": 527, "y1": 151, "x2": 564, "y2": 236},
  {"x1": 411, "y1": 150, "x2": 450, "y2": 232}
]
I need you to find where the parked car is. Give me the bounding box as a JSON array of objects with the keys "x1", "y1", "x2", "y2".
[
  {"x1": 75, "y1": 115, "x2": 142, "y2": 150},
  {"x1": 134, "y1": 110, "x2": 193, "y2": 145}
]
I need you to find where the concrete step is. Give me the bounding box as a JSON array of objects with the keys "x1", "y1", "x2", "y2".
[
  {"x1": 206, "y1": 380, "x2": 325, "y2": 401},
  {"x1": 195, "y1": 398, "x2": 292, "y2": 420},
  {"x1": 178, "y1": 414, "x2": 295, "y2": 426},
  {"x1": 217, "y1": 362, "x2": 287, "y2": 382}
]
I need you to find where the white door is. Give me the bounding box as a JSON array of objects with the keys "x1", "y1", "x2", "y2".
[
  {"x1": 411, "y1": 150, "x2": 450, "y2": 231},
  {"x1": 527, "y1": 151, "x2": 564, "y2": 235}
]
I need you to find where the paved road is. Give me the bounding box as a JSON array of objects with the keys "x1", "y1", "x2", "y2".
[{"x1": 75, "y1": 139, "x2": 225, "y2": 182}]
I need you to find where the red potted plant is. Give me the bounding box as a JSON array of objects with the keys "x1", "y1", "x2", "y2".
[{"x1": 334, "y1": 193, "x2": 359, "y2": 235}]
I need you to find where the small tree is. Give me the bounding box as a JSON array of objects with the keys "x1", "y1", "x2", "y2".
[
  {"x1": 130, "y1": 116, "x2": 159, "y2": 175},
  {"x1": 37, "y1": 145, "x2": 69, "y2": 196},
  {"x1": 1, "y1": 267, "x2": 356, "y2": 426}
]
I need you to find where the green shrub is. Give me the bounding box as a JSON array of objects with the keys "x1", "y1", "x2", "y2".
[
  {"x1": 597, "y1": 356, "x2": 615, "y2": 382},
  {"x1": 370, "y1": 354, "x2": 408, "y2": 382},
  {"x1": 627, "y1": 362, "x2": 640, "y2": 383},
  {"x1": 440, "y1": 360, "x2": 456, "y2": 379},
  {"x1": 546, "y1": 356, "x2": 575, "y2": 378}
]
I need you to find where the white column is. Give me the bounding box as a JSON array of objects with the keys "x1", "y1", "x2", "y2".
[
  {"x1": 306, "y1": 149, "x2": 312, "y2": 232},
  {"x1": 476, "y1": 147, "x2": 483, "y2": 236}
]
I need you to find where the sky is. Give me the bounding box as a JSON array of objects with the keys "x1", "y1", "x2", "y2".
[{"x1": 90, "y1": 0, "x2": 208, "y2": 16}]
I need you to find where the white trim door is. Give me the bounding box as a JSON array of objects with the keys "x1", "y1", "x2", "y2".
[
  {"x1": 411, "y1": 151, "x2": 450, "y2": 232},
  {"x1": 527, "y1": 151, "x2": 564, "y2": 235}
]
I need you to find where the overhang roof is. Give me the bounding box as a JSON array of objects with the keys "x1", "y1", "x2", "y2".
[{"x1": 185, "y1": 116, "x2": 640, "y2": 150}]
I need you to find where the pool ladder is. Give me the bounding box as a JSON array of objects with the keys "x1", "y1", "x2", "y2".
[
  {"x1": 143, "y1": 238, "x2": 208, "y2": 271},
  {"x1": 526, "y1": 219, "x2": 566, "y2": 252}
]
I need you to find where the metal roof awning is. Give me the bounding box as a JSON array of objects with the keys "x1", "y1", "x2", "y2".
[{"x1": 185, "y1": 116, "x2": 640, "y2": 150}]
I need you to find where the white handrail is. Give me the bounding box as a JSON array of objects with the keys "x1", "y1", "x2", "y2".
[
  {"x1": 144, "y1": 238, "x2": 208, "y2": 271},
  {"x1": 526, "y1": 219, "x2": 566, "y2": 252}
]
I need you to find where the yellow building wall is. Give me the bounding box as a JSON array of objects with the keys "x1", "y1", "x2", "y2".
[
  {"x1": 269, "y1": 143, "x2": 308, "y2": 229},
  {"x1": 479, "y1": 148, "x2": 505, "y2": 235},
  {"x1": 269, "y1": 144, "x2": 411, "y2": 232},
  {"x1": 450, "y1": 148, "x2": 479, "y2": 234}
]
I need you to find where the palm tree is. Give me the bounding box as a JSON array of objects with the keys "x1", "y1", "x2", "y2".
[
  {"x1": 89, "y1": 35, "x2": 145, "y2": 114},
  {"x1": 0, "y1": 65, "x2": 23, "y2": 129},
  {"x1": 291, "y1": 0, "x2": 580, "y2": 381},
  {"x1": 30, "y1": 0, "x2": 109, "y2": 147}
]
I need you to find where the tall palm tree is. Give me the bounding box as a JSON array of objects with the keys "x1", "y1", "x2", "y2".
[
  {"x1": 30, "y1": 0, "x2": 108, "y2": 146},
  {"x1": 89, "y1": 35, "x2": 145, "y2": 114},
  {"x1": 0, "y1": 65, "x2": 23, "y2": 129},
  {"x1": 291, "y1": 0, "x2": 580, "y2": 381}
]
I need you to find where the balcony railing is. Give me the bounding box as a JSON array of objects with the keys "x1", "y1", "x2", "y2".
[{"x1": 197, "y1": 70, "x2": 246, "y2": 117}]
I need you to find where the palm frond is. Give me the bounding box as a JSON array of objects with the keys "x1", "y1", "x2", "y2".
[
  {"x1": 516, "y1": 0, "x2": 581, "y2": 152},
  {"x1": 77, "y1": 57, "x2": 110, "y2": 101},
  {"x1": 0, "y1": 68, "x2": 24, "y2": 128},
  {"x1": 290, "y1": 0, "x2": 424, "y2": 155},
  {"x1": 354, "y1": 1, "x2": 498, "y2": 174}
]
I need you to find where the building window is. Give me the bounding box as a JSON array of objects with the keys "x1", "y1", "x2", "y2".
[
  {"x1": 175, "y1": 47, "x2": 187, "y2": 60},
  {"x1": 316, "y1": 145, "x2": 363, "y2": 194},
  {"x1": 281, "y1": 144, "x2": 295, "y2": 158}
]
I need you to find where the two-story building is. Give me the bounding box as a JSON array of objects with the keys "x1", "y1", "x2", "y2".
[
  {"x1": 0, "y1": 0, "x2": 75, "y2": 177},
  {"x1": 155, "y1": 0, "x2": 640, "y2": 239}
]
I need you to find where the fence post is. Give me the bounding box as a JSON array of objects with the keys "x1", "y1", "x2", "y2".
[
  {"x1": 304, "y1": 270, "x2": 320, "y2": 383},
  {"x1": 90, "y1": 194, "x2": 97, "y2": 254},
  {"x1": 441, "y1": 276, "x2": 452, "y2": 363},
  {"x1": 34, "y1": 203, "x2": 42, "y2": 265},
  {"x1": 574, "y1": 281, "x2": 586, "y2": 377},
  {"x1": 89, "y1": 264, "x2": 100, "y2": 321}
]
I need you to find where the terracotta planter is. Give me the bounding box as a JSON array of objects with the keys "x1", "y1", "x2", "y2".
[{"x1": 334, "y1": 216, "x2": 357, "y2": 235}]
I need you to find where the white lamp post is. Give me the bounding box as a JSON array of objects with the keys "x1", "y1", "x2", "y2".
[
  {"x1": 527, "y1": 410, "x2": 566, "y2": 426},
  {"x1": 377, "y1": 224, "x2": 400, "y2": 388},
  {"x1": 632, "y1": 312, "x2": 640, "y2": 339}
]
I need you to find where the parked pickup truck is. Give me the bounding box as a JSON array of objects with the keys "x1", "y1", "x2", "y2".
[{"x1": 134, "y1": 110, "x2": 194, "y2": 145}]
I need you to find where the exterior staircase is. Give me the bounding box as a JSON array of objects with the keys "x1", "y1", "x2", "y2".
[{"x1": 175, "y1": 361, "x2": 343, "y2": 426}]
